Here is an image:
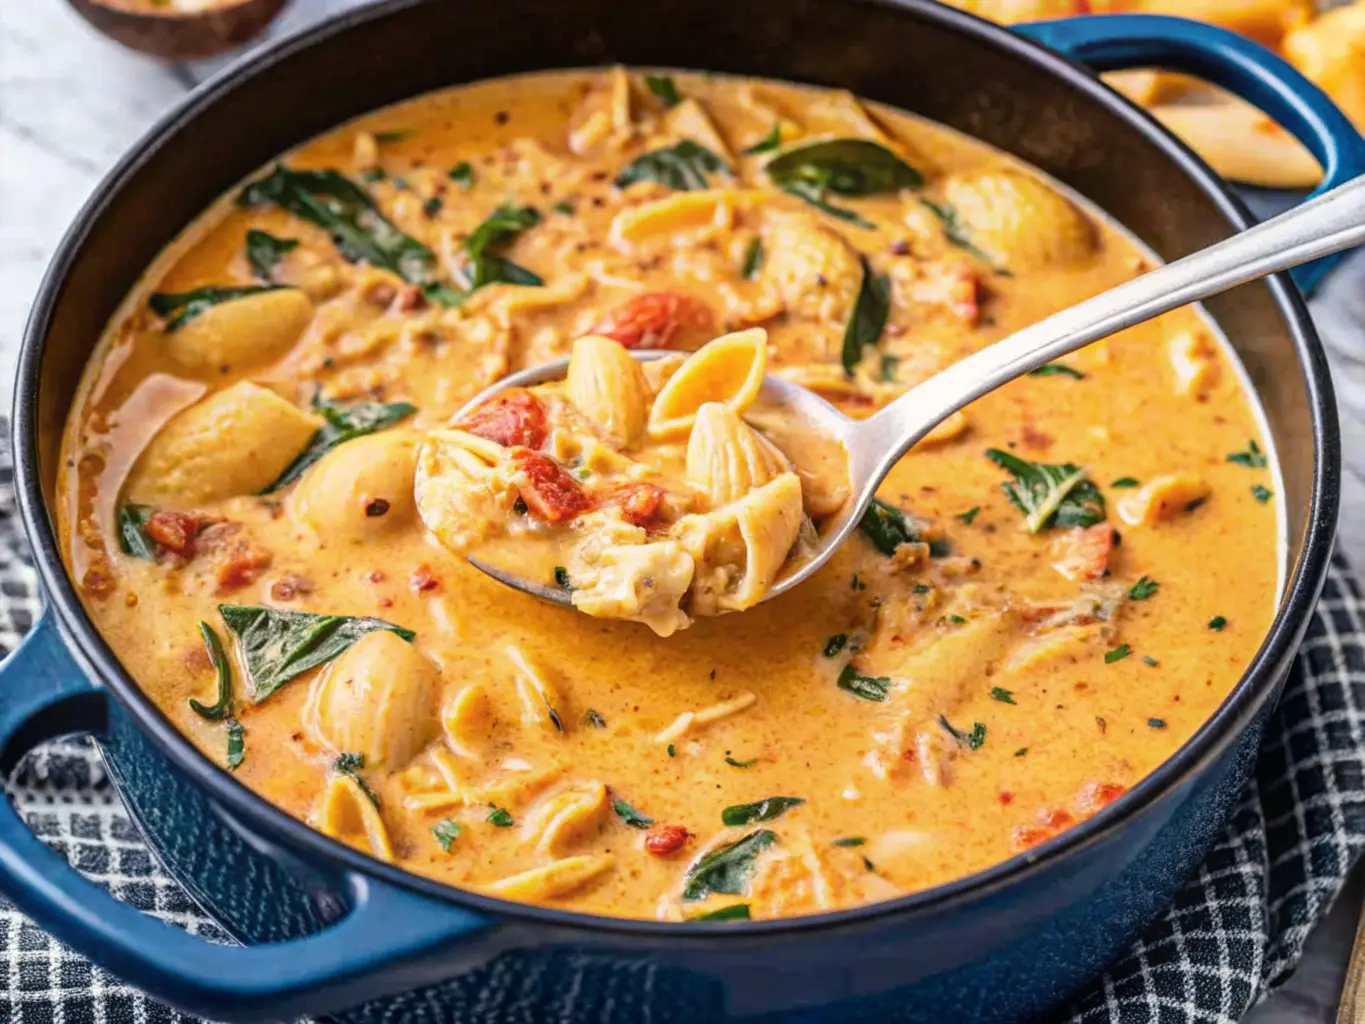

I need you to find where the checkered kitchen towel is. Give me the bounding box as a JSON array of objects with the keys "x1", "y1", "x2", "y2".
[{"x1": 0, "y1": 439, "x2": 1362, "y2": 1024}]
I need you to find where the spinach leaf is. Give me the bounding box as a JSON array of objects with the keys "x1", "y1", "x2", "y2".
[
  {"x1": 334, "y1": 751, "x2": 380, "y2": 807},
  {"x1": 1028, "y1": 363, "x2": 1085, "y2": 380},
  {"x1": 615, "y1": 140, "x2": 728, "y2": 191},
  {"x1": 226, "y1": 718, "x2": 245, "y2": 770},
  {"x1": 841, "y1": 257, "x2": 891, "y2": 373},
  {"x1": 823, "y1": 634, "x2": 847, "y2": 658},
  {"x1": 721, "y1": 797, "x2": 805, "y2": 826},
  {"x1": 441, "y1": 203, "x2": 544, "y2": 302},
  {"x1": 117, "y1": 504, "x2": 157, "y2": 560},
  {"x1": 741, "y1": 237, "x2": 764, "y2": 279},
  {"x1": 245, "y1": 229, "x2": 299, "y2": 282},
  {"x1": 743, "y1": 124, "x2": 782, "y2": 156},
  {"x1": 149, "y1": 285, "x2": 281, "y2": 332},
  {"x1": 682, "y1": 829, "x2": 777, "y2": 901},
  {"x1": 1105, "y1": 644, "x2": 1131, "y2": 664},
  {"x1": 990, "y1": 686, "x2": 1016, "y2": 704},
  {"x1": 837, "y1": 664, "x2": 890, "y2": 702},
  {"x1": 189, "y1": 622, "x2": 233, "y2": 720},
  {"x1": 265, "y1": 393, "x2": 417, "y2": 492},
  {"x1": 985, "y1": 448, "x2": 1105, "y2": 534},
  {"x1": 1252, "y1": 484, "x2": 1273, "y2": 504},
  {"x1": 219, "y1": 604, "x2": 415, "y2": 703},
  {"x1": 690, "y1": 904, "x2": 751, "y2": 921},
  {"x1": 858, "y1": 497, "x2": 919, "y2": 555},
  {"x1": 919, "y1": 197, "x2": 996, "y2": 266},
  {"x1": 238, "y1": 165, "x2": 436, "y2": 284},
  {"x1": 767, "y1": 138, "x2": 921, "y2": 224},
  {"x1": 612, "y1": 798, "x2": 654, "y2": 829},
  {"x1": 433, "y1": 819, "x2": 461, "y2": 851},
  {"x1": 487, "y1": 806, "x2": 515, "y2": 827},
  {"x1": 1128, "y1": 576, "x2": 1159, "y2": 601},
  {"x1": 644, "y1": 74, "x2": 681, "y2": 108}
]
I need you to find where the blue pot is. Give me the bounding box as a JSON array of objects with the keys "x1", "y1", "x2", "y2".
[{"x1": 5, "y1": 2, "x2": 1355, "y2": 1020}]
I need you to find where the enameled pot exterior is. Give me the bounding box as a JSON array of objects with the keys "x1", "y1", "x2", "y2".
[{"x1": 5, "y1": 2, "x2": 1353, "y2": 1020}]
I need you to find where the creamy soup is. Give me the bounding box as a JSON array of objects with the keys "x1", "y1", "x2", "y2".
[{"x1": 58, "y1": 69, "x2": 1278, "y2": 922}]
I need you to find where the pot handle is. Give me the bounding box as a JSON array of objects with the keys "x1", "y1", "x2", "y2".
[
  {"x1": 1013, "y1": 13, "x2": 1365, "y2": 296},
  {"x1": 0, "y1": 612, "x2": 491, "y2": 1022}
]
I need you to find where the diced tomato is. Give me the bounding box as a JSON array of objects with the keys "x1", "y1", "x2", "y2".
[
  {"x1": 144, "y1": 510, "x2": 203, "y2": 559},
  {"x1": 910, "y1": 263, "x2": 982, "y2": 325},
  {"x1": 458, "y1": 388, "x2": 548, "y2": 449},
  {"x1": 614, "y1": 483, "x2": 667, "y2": 528},
  {"x1": 588, "y1": 292, "x2": 716, "y2": 349},
  {"x1": 213, "y1": 540, "x2": 273, "y2": 593},
  {"x1": 1011, "y1": 825, "x2": 1053, "y2": 850},
  {"x1": 1076, "y1": 781, "x2": 1127, "y2": 815},
  {"x1": 644, "y1": 825, "x2": 691, "y2": 857},
  {"x1": 1052, "y1": 523, "x2": 1115, "y2": 582},
  {"x1": 1036, "y1": 808, "x2": 1074, "y2": 831},
  {"x1": 512, "y1": 450, "x2": 591, "y2": 523}
]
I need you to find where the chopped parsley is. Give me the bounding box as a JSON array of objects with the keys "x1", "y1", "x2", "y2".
[
  {"x1": 553, "y1": 566, "x2": 573, "y2": 589},
  {"x1": 583, "y1": 708, "x2": 607, "y2": 729},
  {"x1": 948, "y1": 614, "x2": 967, "y2": 625},
  {"x1": 1028, "y1": 363, "x2": 1085, "y2": 380},
  {"x1": 1014, "y1": 747, "x2": 1029, "y2": 757},
  {"x1": 1251, "y1": 484, "x2": 1273, "y2": 504},
  {"x1": 644, "y1": 74, "x2": 681, "y2": 108},
  {"x1": 433, "y1": 819, "x2": 461, "y2": 851},
  {"x1": 612, "y1": 798, "x2": 654, "y2": 829},
  {"x1": 1208, "y1": 616, "x2": 1228, "y2": 631},
  {"x1": 448, "y1": 162, "x2": 475, "y2": 189},
  {"x1": 1142, "y1": 655, "x2": 1160, "y2": 667},
  {"x1": 832, "y1": 836, "x2": 866, "y2": 847},
  {"x1": 837, "y1": 664, "x2": 890, "y2": 702},
  {"x1": 1147, "y1": 717, "x2": 1167, "y2": 729},
  {"x1": 725, "y1": 755, "x2": 758, "y2": 769},
  {"x1": 851, "y1": 574, "x2": 866, "y2": 591},
  {"x1": 939, "y1": 715, "x2": 986, "y2": 751},
  {"x1": 1111, "y1": 477, "x2": 1140, "y2": 488},
  {"x1": 1104, "y1": 644, "x2": 1132, "y2": 664},
  {"x1": 990, "y1": 686, "x2": 1016, "y2": 705},
  {"x1": 741, "y1": 237, "x2": 764, "y2": 279},
  {"x1": 822, "y1": 634, "x2": 848, "y2": 658},
  {"x1": 1226, "y1": 440, "x2": 1268, "y2": 468},
  {"x1": 486, "y1": 806, "x2": 514, "y2": 827},
  {"x1": 334, "y1": 752, "x2": 380, "y2": 807},
  {"x1": 374, "y1": 129, "x2": 416, "y2": 143},
  {"x1": 743, "y1": 124, "x2": 783, "y2": 155},
  {"x1": 956, "y1": 506, "x2": 981, "y2": 526},
  {"x1": 912, "y1": 583, "x2": 931, "y2": 594},
  {"x1": 423, "y1": 196, "x2": 443, "y2": 218},
  {"x1": 667, "y1": 743, "x2": 676, "y2": 758},
  {"x1": 552, "y1": 200, "x2": 575, "y2": 215},
  {"x1": 1128, "y1": 576, "x2": 1159, "y2": 601}
]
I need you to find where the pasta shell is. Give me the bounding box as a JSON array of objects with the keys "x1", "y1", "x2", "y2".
[
  {"x1": 442, "y1": 684, "x2": 493, "y2": 761},
  {"x1": 288, "y1": 429, "x2": 420, "y2": 541},
  {"x1": 125, "y1": 381, "x2": 320, "y2": 506},
  {"x1": 304, "y1": 630, "x2": 441, "y2": 771},
  {"x1": 1168, "y1": 329, "x2": 1221, "y2": 400},
  {"x1": 504, "y1": 644, "x2": 567, "y2": 734},
  {"x1": 565, "y1": 335, "x2": 651, "y2": 448},
  {"x1": 315, "y1": 775, "x2": 395, "y2": 863},
  {"x1": 609, "y1": 190, "x2": 755, "y2": 250},
  {"x1": 660, "y1": 97, "x2": 733, "y2": 160},
  {"x1": 685, "y1": 403, "x2": 790, "y2": 507},
  {"x1": 414, "y1": 429, "x2": 518, "y2": 554},
  {"x1": 165, "y1": 288, "x2": 314, "y2": 373},
  {"x1": 483, "y1": 854, "x2": 615, "y2": 902},
  {"x1": 521, "y1": 781, "x2": 610, "y2": 856},
  {"x1": 940, "y1": 169, "x2": 1095, "y2": 271},
  {"x1": 762, "y1": 215, "x2": 863, "y2": 326},
  {"x1": 1117, "y1": 475, "x2": 1211, "y2": 526},
  {"x1": 648, "y1": 329, "x2": 768, "y2": 440}
]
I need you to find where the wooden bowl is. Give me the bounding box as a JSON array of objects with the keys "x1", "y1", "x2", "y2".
[{"x1": 66, "y1": 0, "x2": 290, "y2": 60}]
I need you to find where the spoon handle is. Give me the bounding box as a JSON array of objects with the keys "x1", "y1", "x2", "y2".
[{"x1": 848, "y1": 173, "x2": 1365, "y2": 489}]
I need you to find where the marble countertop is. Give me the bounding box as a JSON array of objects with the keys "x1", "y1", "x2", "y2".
[{"x1": 3, "y1": 1, "x2": 1365, "y2": 1020}]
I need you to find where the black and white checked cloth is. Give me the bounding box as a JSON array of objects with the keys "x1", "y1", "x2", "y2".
[{"x1": 0, "y1": 440, "x2": 1361, "y2": 1024}]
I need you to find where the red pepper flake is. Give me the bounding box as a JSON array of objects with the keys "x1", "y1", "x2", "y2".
[
  {"x1": 410, "y1": 565, "x2": 441, "y2": 593},
  {"x1": 364, "y1": 498, "x2": 391, "y2": 518},
  {"x1": 644, "y1": 825, "x2": 691, "y2": 857},
  {"x1": 998, "y1": 791, "x2": 1013, "y2": 805},
  {"x1": 365, "y1": 570, "x2": 386, "y2": 583}
]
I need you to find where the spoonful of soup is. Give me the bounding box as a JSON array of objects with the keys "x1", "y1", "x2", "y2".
[{"x1": 416, "y1": 175, "x2": 1365, "y2": 635}]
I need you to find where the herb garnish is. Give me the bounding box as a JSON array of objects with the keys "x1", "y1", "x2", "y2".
[
  {"x1": 919, "y1": 197, "x2": 996, "y2": 266},
  {"x1": 880, "y1": 353, "x2": 900, "y2": 382},
  {"x1": 823, "y1": 634, "x2": 848, "y2": 658},
  {"x1": 245, "y1": 229, "x2": 299, "y2": 282},
  {"x1": 837, "y1": 664, "x2": 890, "y2": 703},
  {"x1": 990, "y1": 686, "x2": 1016, "y2": 705},
  {"x1": 553, "y1": 566, "x2": 573, "y2": 590},
  {"x1": 616, "y1": 140, "x2": 728, "y2": 191},
  {"x1": 1105, "y1": 644, "x2": 1132, "y2": 664},
  {"x1": 423, "y1": 196, "x2": 443, "y2": 218},
  {"x1": 448, "y1": 162, "x2": 475, "y2": 189},
  {"x1": 948, "y1": 614, "x2": 967, "y2": 625},
  {"x1": 374, "y1": 129, "x2": 416, "y2": 143},
  {"x1": 690, "y1": 904, "x2": 751, "y2": 921},
  {"x1": 1226, "y1": 440, "x2": 1268, "y2": 468},
  {"x1": 552, "y1": 200, "x2": 575, "y2": 215},
  {"x1": 840, "y1": 256, "x2": 891, "y2": 373},
  {"x1": 443, "y1": 203, "x2": 544, "y2": 302},
  {"x1": 858, "y1": 497, "x2": 921, "y2": 555},
  {"x1": 985, "y1": 449, "x2": 1105, "y2": 534},
  {"x1": 1251, "y1": 484, "x2": 1273, "y2": 504},
  {"x1": 149, "y1": 285, "x2": 281, "y2": 332},
  {"x1": 741, "y1": 237, "x2": 764, "y2": 279},
  {"x1": 1111, "y1": 477, "x2": 1140, "y2": 488},
  {"x1": 117, "y1": 504, "x2": 157, "y2": 560},
  {"x1": 851, "y1": 574, "x2": 866, "y2": 591},
  {"x1": 766, "y1": 139, "x2": 921, "y2": 227},
  {"x1": 1128, "y1": 576, "x2": 1159, "y2": 601},
  {"x1": 832, "y1": 836, "x2": 866, "y2": 847},
  {"x1": 667, "y1": 744, "x2": 676, "y2": 758},
  {"x1": 724, "y1": 755, "x2": 758, "y2": 768},
  {"x1": 721, "y1": 797, "x2": 805, "y2": 827},
  {"x1": 1028, "y1": 363, "x2": 1085, "y2": 380},
  {"x1": 612, "y1": 798, "x2": 654, "y2": 829},
  {"x1": 189, "y1": 622, "x2": 233, "y2": 720},
  {"x1": 939, "y1": 715, "x2": 986, "y2": 750},
  {"x1": 238, "y1": 165, "x2": 437, "y2": 285},
  {"x1": 1147, "y1": 718, "x2": 1167, "y2": 729},
  {"x1": 743, "y1": 124, "x2": 783, "y2": 156},
  {"x1": 682, "y1": 829, "x2": 778, "y2": 900},
  {"x1": 335, "y1": 752, "x2": 380, "y2": 807},
  {"x1": 226, "y1": 718, "x2": 245, "y2": 770},
  {"x1": 433, "y1": 819, "x2": 461, "y2": 851},
  {"x1": 266, "y1": 394, "x2": 416, "y2": 492},
  {"x1": 644, "y1": 74, "x2": 681, "y2": 108},
  {"x1": 1208, "y1": 616, "x2": 1228, "y2": 631},
  {"x1": 218, "y1": 605, "x2": 414, "y2": 703},
  {"x1": 1142, "y1": 655, "x2": 1160, "y2": 667},
  {"x1": 487, "y1": 806, "x2": 514, "y2": 827},
  {"x1": 957, "y1": 506, "x2": 981, "y2": 525},
  {"x1": 1014, "y1": 747, "x2": 1029, "y2": 757},
  {"x1": 583, "y1": 708, "x2": 607, "y2": 729}
]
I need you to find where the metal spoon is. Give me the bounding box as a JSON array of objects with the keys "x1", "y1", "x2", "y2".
[{"x1": 465, "y1": 174, "x2": 1365, "y2": 609}]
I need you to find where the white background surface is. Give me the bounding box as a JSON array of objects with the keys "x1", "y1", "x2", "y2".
[{"x1": 2, "y1": 1, "x2": 1364, "y2": 1019}]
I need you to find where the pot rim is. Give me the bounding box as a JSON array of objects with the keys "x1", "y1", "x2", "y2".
[{"x1": 14, "y1": 0, "x2": 1339, "y2": 941}]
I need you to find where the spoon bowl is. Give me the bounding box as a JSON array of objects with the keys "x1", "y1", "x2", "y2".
[
  {"x1": 66, "y1": 0, "x2": 288, "y2": 60},
  {"x1": 463, "y1": 174, "x2": 1365, "y2": 612}
]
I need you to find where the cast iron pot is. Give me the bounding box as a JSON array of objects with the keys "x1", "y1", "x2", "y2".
[{"x1": 5, "y1": 2, "x2": 1359, "y2": 1021}]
